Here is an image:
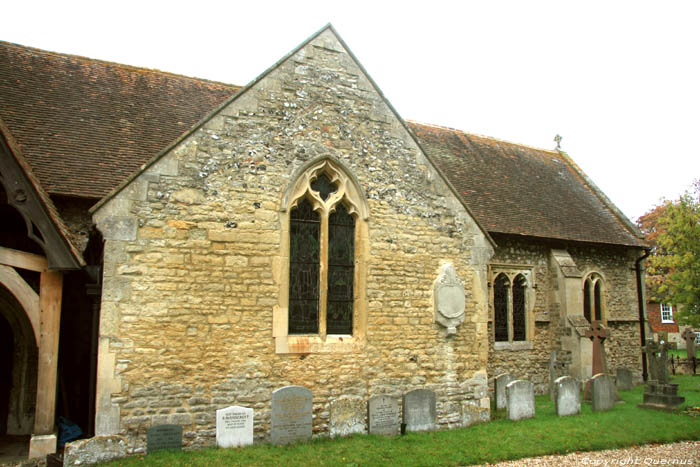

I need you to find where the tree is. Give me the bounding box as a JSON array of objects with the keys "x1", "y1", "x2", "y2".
[{"x1": 638, "y1": 180, "x2": 700, "y2": 327}]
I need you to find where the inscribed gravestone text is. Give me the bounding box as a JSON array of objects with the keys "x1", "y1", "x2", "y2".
[
  {"x1": 146, "y1": 425, "x2": 182, "y2": 454},
  {"x1": 368, "y1": 395, "x2": 399, "y2": 436},
  {"x1": 216, "y1": 405, "x2": 253, "y2": 448},
  {"x1": 271, "y1": 386, "x2": 312, "y2": 445},
  {"x1": 402, "y1": 389, "x2": 436, "y2": 432}
]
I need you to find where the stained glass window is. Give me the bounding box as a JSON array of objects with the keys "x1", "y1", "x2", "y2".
[
  {"x1": 327, "y1": 203, "x2": 355, "y2": 335},
  {"x1": 494, "y1": 274, "x2": 509, "y2": 342},
  {"x1": 594, "y1": 280, "x2": 602, "y2": 322},
  {"x1": 583, "y1": 280, "x2": 592, "y2": 323},
  {"x1": 289, "y1": 198, "x2": 320, "y2": 334},
  {"x1": 512, "y1": 275, "x2": 527, "y2": 341},
  {"x1": 311, "y1": 173, "x2": 337, "y2": 201}
]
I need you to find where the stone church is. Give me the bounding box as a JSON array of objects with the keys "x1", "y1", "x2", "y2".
[{"x1": 0, "y1": 25, "x2": 647, "y2": 458}]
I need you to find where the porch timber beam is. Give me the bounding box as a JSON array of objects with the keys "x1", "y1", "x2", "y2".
[
  {"x1": 0, "y1": 246, "x2": 48, "y2": 272},
  {"x1": 0, "y1": 264, "x2": 40, "y2": 344}
]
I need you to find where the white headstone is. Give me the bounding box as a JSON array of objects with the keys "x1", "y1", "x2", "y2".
[
  {"x1": 216, "y1": 406, "x2": 254, "y2": 448},
  {"x1": 495, "y1": 373, "x2": 514, "y2": 410},
  {"x1": 554, "y1": 376, "x2": 580, "y2": 417},
  {"x1": 506, "y1": 380, "x2": 535, "y2": 421}
]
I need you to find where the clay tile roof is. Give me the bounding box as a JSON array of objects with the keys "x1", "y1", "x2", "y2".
[
  {"x1": 0, "y1": 41, "x2": 239, "y2": 199},
  {"x1": 409, "y1": 121, "x2": 645, "y2": 247}
]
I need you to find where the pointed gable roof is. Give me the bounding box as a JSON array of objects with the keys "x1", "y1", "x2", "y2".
[
  {"x1": 0, "y1": 117, "x2": 84, "y2": 269},
  {"x1": 0, "y1": 40, "x2": 239, "y2": 199},
  {"x1": 410, "y1": 122, "x2": 645, "y2": 247}
]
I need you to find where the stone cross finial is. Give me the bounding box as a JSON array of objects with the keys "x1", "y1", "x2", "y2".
[
  {"x1": 681, "y1": 328, "x2": 697, "y2": 361},
  {"x1": 585, "y1": 320, "x2": 609, "y2": 376},
  {"x1": 554, "y1": 134, "x2": 563, "y2": 150}
]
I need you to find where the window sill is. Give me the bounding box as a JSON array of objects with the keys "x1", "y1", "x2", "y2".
[
  {"x1": 494, "y1": 341, "x2": 532, "y2": 351},
  {"x1": 275, "y1": 335, "x2": 359, "y2": 354}
]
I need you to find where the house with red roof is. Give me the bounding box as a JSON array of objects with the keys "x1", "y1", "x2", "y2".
[{"x1": 0, "y1": 25, "x2": 648, "y2": 459}]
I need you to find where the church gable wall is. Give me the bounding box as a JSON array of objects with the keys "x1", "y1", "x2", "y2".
[{"x1": 92, "y1": 29, "x2": 493, "y2": 450}]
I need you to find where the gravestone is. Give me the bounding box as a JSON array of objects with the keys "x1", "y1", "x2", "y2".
[
  {"x1": 505, "y1": 380, "x2": 535, "y2": 421},
  {"x1": 270, "y1": 386, "x2": 312, "y2": 445},
  {"x1": 402, "y1": 389, "x2": 436, "y2": 432},
  {"x1": 554, "y1": 376, "x2": 580, "y2": 417},
  {"x1": 461, "y1": 399, "x2": 490, "y2": 427},
  {"x1": 329, "y1": 397, "x2": 365, "y2": 437},
  {"x1": 616, "y1": 368, "x2": 633, "y2": 391},
  {"x1": 585, "y1": 320, "x2": 609, "y2": 376},
  {"x1": 368, "y1": 395, "x2": 400, "y2": 436},
  {"x1": 591, "y1": 374, "x2": 615, "y2": 412},
  {"x1": 644, "y1": 340, "x2": 669, "y2": 383},
  {"x1": 494, "y1": 373, "x2": 514, "y2": 410},
  {"x1": 216, "y1": 405, "x2": 254, "y2": 448},
  {"x1": 681, "y1": 328, "x2": 697, "y2": 361},
  {"x1": 146, "y1": 425, "x2": 182, "y2": 454}
]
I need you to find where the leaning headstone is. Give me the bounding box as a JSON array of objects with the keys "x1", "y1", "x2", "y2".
[
  {"x1": 368, "y1": 395, "x2": 400, "y2": 436},
  {"x1": 402, "y1": 389, "x2": 436, "y2": 432},
  {"x1": 554, "y1": 376, "x2": 580, "y2": 417},
  {"x1": 146, "y1": 424, "x2": 182, "y2": 454},
  {"x1": 216, "y1": 405, "x2": 254, "y2": 448},
  {"x1": 329, "y1": 397, "x2": 365, "y2": 437},
  {"x1": 505, "y1": 380, "x2": 535, "y2": 421},
  {"x1": 591, "y1": 374, "x2": 615, "y2": 412},
  {"x1": 271, "y1": 386, "x2": 312, "y2": 445},
  {"x1": 616, "y1": 368, "x2": 634, "y2": 391},
  {"x1": 644, "y1": 340, "x2": 669, "y2": 383},
  {"x1": 494, "y1": 373, "x2": 514, "y2": 410}
]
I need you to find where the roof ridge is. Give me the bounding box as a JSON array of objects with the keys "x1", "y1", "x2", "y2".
[
  {"x1": 0, "y1": 39, "x2": 239, "y2": 89},
  {"x1": 407, "y1": 119, "x2": 561, "y2": 155}
]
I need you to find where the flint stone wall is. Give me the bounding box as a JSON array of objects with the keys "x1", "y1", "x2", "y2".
[
  {"x1": 488, "y1": 237, "x2": 643, "y2": 392},
  {"x1": 92, "y1": 29, "x2": 493, "y2": 451}
]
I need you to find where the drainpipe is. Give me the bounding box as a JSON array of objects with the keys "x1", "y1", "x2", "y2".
[{"x1": 635, "y1": 248, "x2": 651, "y2": 381}]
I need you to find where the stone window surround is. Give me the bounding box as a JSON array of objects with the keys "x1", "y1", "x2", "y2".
[
  {"x1": 489, "y1": 263, "x2": 535, "y2": 351},
  {"x1": 582, "y1": 271, "x2": 607, "y2": 325},
  {"x1": 274, "y1": 157, "x2": 369, "y2": 354},
  {"x1": 660, "y1": 303, "x2": 674, "y2": 323}
]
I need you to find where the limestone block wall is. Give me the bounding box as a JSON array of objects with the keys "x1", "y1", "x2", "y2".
[
  {"x1": 92, "y1": 29, "x2": 494, "y2": 451},
  {"x1": 487, "y1": 237, "x2": 644, "y2": 391}
]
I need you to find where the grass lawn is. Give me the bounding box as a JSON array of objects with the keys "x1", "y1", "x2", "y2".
[
  {"x1": 669, "y1": 348, "x2": 700, "y2": 359},
  {"x1": 104, "y1": 375, "x2": 700, "y2": 467}
]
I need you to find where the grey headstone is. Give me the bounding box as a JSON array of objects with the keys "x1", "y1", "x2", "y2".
[
  {"x1": 495, "y1": 373, "x2": 514, "y2": 410},
  {"x1": 461, "y1": 399, "x2": 490, "y2": 427},
  {"x1": 146, "y1": 424, "x2": 182, "y2": 454},
  {"x1": 216, "y1": 405, "x2": 254, "y2": 448},
  {"x1": 329, "y1": 397, "x2": 366, "y2": 437},
  {"x1": 591, "y1": 374, "x2": 615, "y2": 412},
  {"x1": 505, "y1": 380, "x2": 535, "y2": 421},
  {"x1": 271, "y1": 386, "x2": 312, "y2": 445},
  {"x1": 368, "y1": 395, "x2": 400, "y2": 436},
  {"x1": 402, "y1": 389, "x2": 436, "y2": 432},
  {"x1": 554, "y1": 376, "x2": 580, "y2": 416},
  {"x1": 616, "y1": 368, "x2": 634, "y2": 391}
]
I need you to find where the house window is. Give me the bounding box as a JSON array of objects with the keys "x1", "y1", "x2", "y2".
[
  {"x1": 583, "y1": 273, "x2": 605, "y2": 323},
  {"x1": 275, "y1": 157, "x2": 369, "y2": 353},
  {"x1": 660, "y1": 304, "x2": 673, "y2": 323},
  {"x1": 491, "y1": 268, "x2": 532, "y2": 345}
]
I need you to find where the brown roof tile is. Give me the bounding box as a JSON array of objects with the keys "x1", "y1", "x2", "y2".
[
  {"x1": 409, "y1": 121, "x2": 644, "y2": 247},
  {"x1": 0, "y1": 41, "x2": 239, "y2": 198}
]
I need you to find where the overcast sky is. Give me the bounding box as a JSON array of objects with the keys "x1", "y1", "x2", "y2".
[{"x1": 4, "y1": 1, "x2": 699, "y2": 221}]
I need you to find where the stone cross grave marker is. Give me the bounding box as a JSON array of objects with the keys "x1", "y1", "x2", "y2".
[
  {"x1": 554, "y1": 376, "x2": 580, "y2": 417},
  {"x1": 368, "y1": 395, "x2": 400, "y2": 436},
  {"x1": 644, "y1": 340, "x2": 669, "y2": 383},
  {"x1": 146, "y1": 424, "x2": 182, "y2": 454},
  {"x1": 271, "y1": 386, "x2": 312, "y2": 445},
  {"x1": 494, "y1": 373, "x2": 514, "y2": 410},
  {"x1": 505, "y1": 380, "x2": 535, "y2": 421},
  {"x1": 585, "y1": 320, "x2": 609, "y2": 376},
  {"x1": 329, "y1": 397, "x2": 365, "y2": 437},
  {"x1": 216, "y1": 405, "x2": 254, "y2": 448},
  {"x1": 616, "y1": 368, "x2": 633, "y2": 391},
  {"x1": 591, "y1": 374, "x2": 615, "y2": 412},
  {"x1": 402, "y1": 389, "x2": 436, "y2": 432},
  {"x1": 682, "y1": 328, "x2": 697, "y2": 362}
]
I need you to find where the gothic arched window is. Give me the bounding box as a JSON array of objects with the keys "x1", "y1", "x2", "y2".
[
  {"x1": 276, "y1": 158, "x2": 369, "y2": 353},
  {"x1": 583, "y1": 273, "x2": 605, "y2": 323},
  {"x1": 494, "y1": 274, "x2": 509, "y2": 342},
  {"x1": 491, "y1": 268, "x2": 532, "y2": 344}
]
